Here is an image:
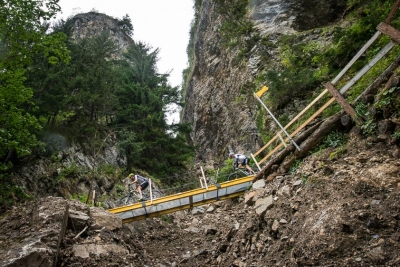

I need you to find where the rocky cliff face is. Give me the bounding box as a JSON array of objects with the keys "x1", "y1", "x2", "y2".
[
  {"x1": 182, "y1": 0, "x2": 347, "y2": 168},
  {"x1": 183, "y1": 0, "x2": 259, "y2": 169},
  {"x1": 71, "y1": 12, "x2": 133, "y2": 57}
]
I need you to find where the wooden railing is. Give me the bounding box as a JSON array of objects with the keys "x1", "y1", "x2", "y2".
[{"x1": 252, "y1": 0, "x2": 400, "y2": 167}]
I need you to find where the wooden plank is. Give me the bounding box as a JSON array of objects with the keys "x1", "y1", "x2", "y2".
[
  {"x1": 325, "y1": 82, "x2": 359, "y2": 120},
  {"x1": 339, "y1": 41, "x2": 396, "y2": 94},
  {"x1": 385, "y1": 0, "x2": 400, "y2": 24},
  {"x1": 289, "y1": 98, "x2": 336, "y2": 140},
  {"x1": 353, "y1": 56, "x2": 400, "y2": 104},
  {"x1": 331, "y1": 31, "x2": 381, "y2": 84},
  {"x1": 377, "y1": 22, "x2": 400, "y2": 43}
]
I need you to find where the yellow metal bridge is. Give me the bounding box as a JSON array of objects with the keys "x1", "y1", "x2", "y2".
[{"x1": 108, "y1": 176, "x2": 253, "y2": 224}]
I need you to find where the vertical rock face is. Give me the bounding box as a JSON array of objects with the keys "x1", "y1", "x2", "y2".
[
  {"x1": 182, "y1": 0, "x2": 347, "y2": 167},
  {"x1": 249, "y1": 0, "x2": 295, "y2": 34},
  {"x1": 182, "y1": 1, "x2": 260, "y2": 168},
  {"x1": 71, "y1": 12, "x2": 133, "y2": 57}
]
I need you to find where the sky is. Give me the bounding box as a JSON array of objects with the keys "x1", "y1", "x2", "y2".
[{"x1": 54, "y1": 0, "x2": 195, "y2": 123}]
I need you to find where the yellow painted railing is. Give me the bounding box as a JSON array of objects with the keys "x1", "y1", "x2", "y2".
[{"x1": 109, "y1": 176, "x2": 254, "y2": 223}]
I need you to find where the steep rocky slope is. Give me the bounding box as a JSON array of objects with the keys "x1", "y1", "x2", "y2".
[
  {"x1": 182, "y1": 0, "x2": 349, "y2": 166},
  {"x1": 2, "y1": 1, "x2": 400, "y2": 266},
  {"x1": 135, "y1": 136, "x2": 400, "y2": 267},
  {"x1": 1, "y1": 134, "x2": 399, "y2": 267}
]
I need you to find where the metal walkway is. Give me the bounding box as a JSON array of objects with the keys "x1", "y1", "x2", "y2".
[{"x1": 108, "y1": 176, "x2": 253, "y2": 223}]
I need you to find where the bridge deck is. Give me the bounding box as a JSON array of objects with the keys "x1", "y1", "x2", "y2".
[{"x1": 108, "y1": 176, "x2": 253, "y2": 223}]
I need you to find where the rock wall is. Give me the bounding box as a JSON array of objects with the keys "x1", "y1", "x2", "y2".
[
  {"x1": 183, "y1": 0, "x2": 260, "y2": 169},
  {"x1": 182, "y1": 0, "x2": 348, "y2": 168},
  {"x1": 71, "y1": 12, "x2": 133, "y2": 57}
]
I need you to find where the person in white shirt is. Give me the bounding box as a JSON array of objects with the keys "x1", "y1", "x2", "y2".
[
  {"x1": 229, "y1": 152, "x2": 255, "y2": 174},
  {"x1": 128, "y1": 173, "x2": 149, "y2": 200}
]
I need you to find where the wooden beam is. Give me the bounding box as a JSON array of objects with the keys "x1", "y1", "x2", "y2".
[
  {"x1": 385, "y1": 0, "x2": 400, "y2": 24},
  {"x1": 325, "y1": 82, "x2": 362, "y2": 125},
  {"x1": 377, "y1": 22, "x2": 400, "y2": 43}
]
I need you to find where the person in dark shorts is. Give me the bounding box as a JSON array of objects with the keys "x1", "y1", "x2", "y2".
[
  {"x1": 229, "y1": 152, "x2": 255, "y2": 174},
  {"x1": 128, "y1": 173, "x2": 149, "y2": 200}
]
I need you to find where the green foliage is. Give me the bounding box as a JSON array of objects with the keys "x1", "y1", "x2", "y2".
[
  {"x1": 278, "y1": 115, "x2": 290, "y2": 128},
  {"x1": 0, "y1": 174, "x2": 33, "y2": 209},
  {"x1": 323, "y1": 131, "x2": 348, "y2": 148},
  {"x1": 117, "y1": 14, "x2": 134, "y2": 36},
  {"x1": 217, "y1": 158, "x2": 239, "y2": 181},
  {"x1": 0, "y1": 2, "x2": 195, "y2": 210},
  {"x1": 361, "y1": 119, "x2": 377, "y2": 136},
  {"x1": 71, "y1": 193, "x2": 88, "y2": 204},
  {"x1": 97, "y1": 164, "x2": 119, "y2": 176},
  {"x1": 329, "y1": 145, "x2": 347, "y2": 160},
  {"x1": 25, "y1": 22, "x2": 194, "y2": 180},
  {"x1": 161, "y1": 214, "x2": 174, "y2": 223},
  {"x1": 355, "y1": 102, "x2": 369, "y2": 118},
  {"x1": 114, "y1": 183, "x2": 126, "y2": 196},
  {"x1": 392, "y1": 130, "x2": 400, "y2": 140},
  {"x1": 290, "y1": 159, "x2": 302, "y2": 173},
  {"x1": 321, "y1": 103, "x2": 341, "y2": 119},
  {"x1": 0, "y1": 0, "x2": 70, "y2": 171},
  {"x1": 309, "y1": 130, "x2": 348, "y2": 156},
  {"x1": 113, "y1": 41, "x2": 194, "y2": 178},
  {"x1": 374, "y1": 86, "x2": 400, "y2": 117},
  {"x1": 215, "y1": 0, "x2": 259, "y2": 59},
  {"x1": 57, "y1": 164, "x2": 79, "y2": 181}
]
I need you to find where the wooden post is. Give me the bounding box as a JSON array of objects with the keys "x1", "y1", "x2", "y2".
[
  {"x1": 341, "y1": 115, "x2": 354, "y2": 130},
  {"x1": 325, "y1": 82, "x2": 362, "y2": 125},
  {"x1": 250, "y1": 153, "x2": 261, "y2": 172},
  {"x1": 92, "y1": 190, "x2": 95, "y2": 205},
  {"x1": 377, "y1": 22, "x2": 400, "y2": 43},
  {"x1": 200, "y1": 166, "x2": 208, "y2": 190},
  {"x1": 378, "y1": 119, "x2": 395, "y2": 134},
  {"x1": 149, "y1": 179, "x2": 153, "y2": 203},
  {"x1": 277, "y1": 133, "x2": 287, "y2": 147},
  {"x1": 385, "y1": 0, "x2": 400, "y2": 24}
]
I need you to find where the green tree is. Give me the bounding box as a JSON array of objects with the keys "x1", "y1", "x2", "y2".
[
  {"x1": 0, "y1": 0, "x2": 69, "y2": 169},
  {"x1": 115, "y1": 41, "x2": 193, "y2": 178},
  {"x1": 215, "y1": 0, "x2": 256, "y2": 54},
  {"x1": 118, "y1": 14, "x2": 134, "y2": 37}
]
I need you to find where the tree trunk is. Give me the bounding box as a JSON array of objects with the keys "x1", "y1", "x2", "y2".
[
  {"x1": 378, "y1": 119, "x2": 395, "y2": 134},
  {"x1": 277, "y1": 111, "x2": 345, "y2": 175},
  {"x1": 368, "y1": 105, "x2": 377, "y2": 118},
  {"x1": 361, "y1": 94, "x2": 375, "y2": 104},
  {"x1": 350, "y1": 126, "x2": 362, "y2": 136},
  {"x1": 4, "y1": 149, "x2": 16, "y2": 164},
  {"x1": 252, "y1": 121, "x2": 323, "y2": 182},
  {"x1": 341, "y1": 114, "x2": 353, "y2": 128}
]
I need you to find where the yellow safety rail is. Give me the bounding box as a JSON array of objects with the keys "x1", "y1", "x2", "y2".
[{"x1": 109, "y1": 176, "x2": 254, "y2": 223}]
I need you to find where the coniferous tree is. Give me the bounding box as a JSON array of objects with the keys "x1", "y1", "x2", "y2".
[{"x1": 115, "y1": 41, "x2": 193, "y2": 177}]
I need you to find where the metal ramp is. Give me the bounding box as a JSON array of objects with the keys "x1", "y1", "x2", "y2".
[{"x1": 108, "y1": 176, "x2": 253, "y2": 223}]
